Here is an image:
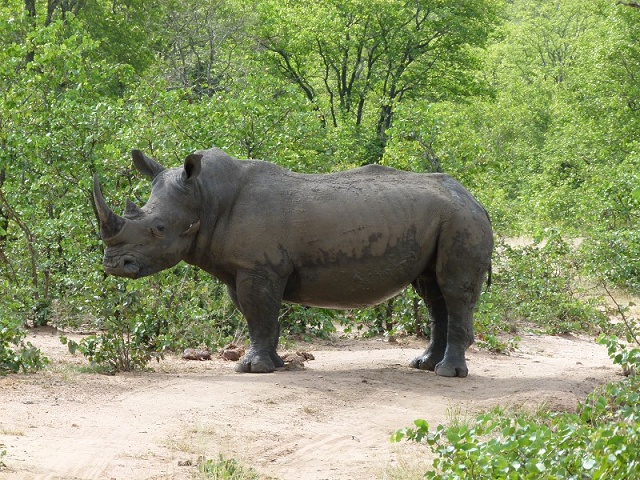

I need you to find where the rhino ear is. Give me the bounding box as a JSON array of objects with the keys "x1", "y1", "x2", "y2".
[
  {"x1": 132, "y1": 149, "x2": 165, "y2": 179},
  {"x1": 183, "y1": 153, "x2": 203, "y2": 181}
]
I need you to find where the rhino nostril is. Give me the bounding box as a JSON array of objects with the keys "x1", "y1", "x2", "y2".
[{"x1": 122, "y1": 258, "x2": 140, "y2": 275}]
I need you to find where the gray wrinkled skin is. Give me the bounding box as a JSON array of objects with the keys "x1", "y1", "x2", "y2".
[{"x1": 93, "y1": 148, "x2": 493, "y2": 377}]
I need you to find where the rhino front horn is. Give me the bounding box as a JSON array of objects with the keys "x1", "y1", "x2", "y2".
[{"x1": 93, "y1": 175, "x2": 125, "y2": 240}]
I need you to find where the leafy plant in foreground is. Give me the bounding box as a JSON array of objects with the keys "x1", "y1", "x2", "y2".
[
  {"x1": 60, "y1": 282, "x2": 160, "y2": 373},
  {"x1": 199, "y1": 454, "x2": 259, "y2": 480},
  {"x1": 0, "y1": 320, "x2": 48, "y2": 374},
  {"x1": 393, "y1": 330, "x2": 640, "y2": 479}
]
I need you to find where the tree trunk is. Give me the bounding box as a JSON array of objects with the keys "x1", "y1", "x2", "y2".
[
  {"x1": 24, "y1": 0, "x2": 36, "y2": 63},
  {"x1": 370, "y1": 103, "x2": 393, "y2": 164}
]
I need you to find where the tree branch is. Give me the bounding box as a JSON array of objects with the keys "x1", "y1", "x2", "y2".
[{"x1": 618, "y1": 1, "x2": 640, "y2": 8}]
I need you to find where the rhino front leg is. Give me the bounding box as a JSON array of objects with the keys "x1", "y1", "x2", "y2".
[{"x1": 232, "y1": 270, "x2": 285, "y2": 373}]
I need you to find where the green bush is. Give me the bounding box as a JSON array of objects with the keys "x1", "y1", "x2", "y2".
[
  {"x1": 0, "y1": 320, "x2": 48, "y2": 375},
  {"x1": 59, "y1": 267, "x2": 249, "y2": 373},
  {"x1": 347, "y1": 291, "x2": 428, "y2": 339},
  {"x1": 279, "y1": 304, "x2": 337, "y2": 341},
  {"x1": 61, "y1": 324, "x2": 156, "y2": 374},
  {"x1": 582, "y1": 229, "x2": 640, "y2": 292},
  {"x1": 199, "y1": 454, "x2": 259, "y2": 480},
  {"x1": 479, "y1": 233, "x2": 609, "y2": 336},
  {"x1": 393, "y1": 387, "x2": 640, "y2": 479},
  {"x1": 59, "y1": 276, "x2": 168, "y2": 373},
  {"x1": 392, "y1": 324, "x2": 640, "y2": 479}
]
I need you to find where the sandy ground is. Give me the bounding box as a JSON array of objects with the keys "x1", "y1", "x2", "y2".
[{"x1": 0, "y1": 327, "x2": 621, "y2": 480}]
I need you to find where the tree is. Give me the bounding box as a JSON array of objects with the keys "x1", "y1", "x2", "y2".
[
  {"x1": 154, "y1": 0, "x2": 247, "y2": 96},
  {"x1": 254, "y1": 0, "x2": 500, "y2": 164},
  {"x1": 0, "y1": 9, "x2": 137, "y2": 325}
]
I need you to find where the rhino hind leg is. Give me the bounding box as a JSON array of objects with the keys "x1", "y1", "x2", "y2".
[
  {"x1": 410, "y1": 259, "x2": 488, "y2": 377},
  {"x1": 433, "y1": 296, "x2": 475, "y2": 378},
  {"x1": 410, "y1": 276, "x2": 447, "y2": 371},
  {"x1": 233, "y1": 270, "x2": 285, "y2": 373},
  {"x1": 432, "y1": 263, "x2": 488, "y2": 378}
]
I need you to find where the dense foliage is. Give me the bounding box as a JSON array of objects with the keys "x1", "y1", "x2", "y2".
[
  {"x1": 0, "y1": 320, "x2": 48, "y2": 374},
  {"x1": 0, "y1": 0, "x2": 639, "y2": 373},
  {"x1": 392, "y1": 336, "x2": 640, "y2": 479}
]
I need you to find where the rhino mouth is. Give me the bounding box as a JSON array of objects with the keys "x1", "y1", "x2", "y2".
[{"x1": 103, "y1": 255, "x2": 142, "y2": 279}]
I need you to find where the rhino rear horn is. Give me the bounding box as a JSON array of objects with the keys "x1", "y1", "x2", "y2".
[
  {"x1": 93, "y1": 176, "x2": 126, "y2": 240},
  {"x1": 124, "y1": 199, "x2": 143, "y2": 217}
]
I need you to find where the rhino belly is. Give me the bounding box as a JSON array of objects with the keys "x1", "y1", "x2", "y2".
[{"x1": 283, "y1": 260, "x2": 424, "y2": 309}]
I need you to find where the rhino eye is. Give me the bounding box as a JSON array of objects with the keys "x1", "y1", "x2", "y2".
[{"x1": 150, "y1": 225, "x2": 165, "y2": 238}]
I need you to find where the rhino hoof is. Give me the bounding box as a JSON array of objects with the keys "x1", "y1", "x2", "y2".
[
  {"x1": 271, "y1": 352, "x2": 285, "y2": 369},
  {"x1": 434, "y1": 362, "x2": 468, "y2": 378},
  {"x1": 235, "y1": 353, "x2": 276, "y2": 373},
  {"x1": 409, "y1": 354, "x2": 439, "y2": 371}
]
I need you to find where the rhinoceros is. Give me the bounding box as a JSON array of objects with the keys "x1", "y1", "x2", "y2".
[{"x1": 93, "y1": 148, "x2": 493, "y2": 377}]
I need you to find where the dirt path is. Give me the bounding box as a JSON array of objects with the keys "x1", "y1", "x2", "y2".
[{"x1": 0, "y1": 328, "x2": 620, "y2": 480}]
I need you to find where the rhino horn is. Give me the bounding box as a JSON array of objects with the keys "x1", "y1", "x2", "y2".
[
  {"x1": 124, "y1": 199, "x2": 143, "y2": 217},
  {"x1": 93, "y1": 175, "x2": 126, "y2": 240}
]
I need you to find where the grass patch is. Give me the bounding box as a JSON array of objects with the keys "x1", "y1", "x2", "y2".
[
  {"x1": 0, "y1": 427, "x2": 24, "y2": 436},
  {"x1": 198, "y1": 454, "x2": 260, "y2": 480}
]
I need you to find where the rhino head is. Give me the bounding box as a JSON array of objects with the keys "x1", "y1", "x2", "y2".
[{"x1": 93, "y1": 150, "x2": 203, "y2": 279}]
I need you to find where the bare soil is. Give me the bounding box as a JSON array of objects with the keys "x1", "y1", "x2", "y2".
[{"x1": 0, "y1": 327, "x2": 620, "y2": 480}]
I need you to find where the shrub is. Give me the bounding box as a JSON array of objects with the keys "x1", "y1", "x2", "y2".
[
  {"x1": 346, "y1": 291, "x2": 428, "y2": 339},
  {"x1": 279, "y1": 304, "x2": 337, "y2": 341},
  {"x1": 0, "y1": 320, "x2": 48, "y2": 374},
  {"x1": 60, "y1": 267, "x2": 249, "y2": 373},
  {"x1": 392, "y1": 324, "x2": 640, "y2": 479},
  {"x1": 199, "y1": 454, "x2": 259, "y2": 480},
  {"x1": 61, "y1": 320, "x2": 156, "y2": 374},
  {"x1": 479, "y1": 232, "x2": 609, "y2": 336},
  {"x1": 582, "y1": 229, "x2": 640, "y2": 291}
]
